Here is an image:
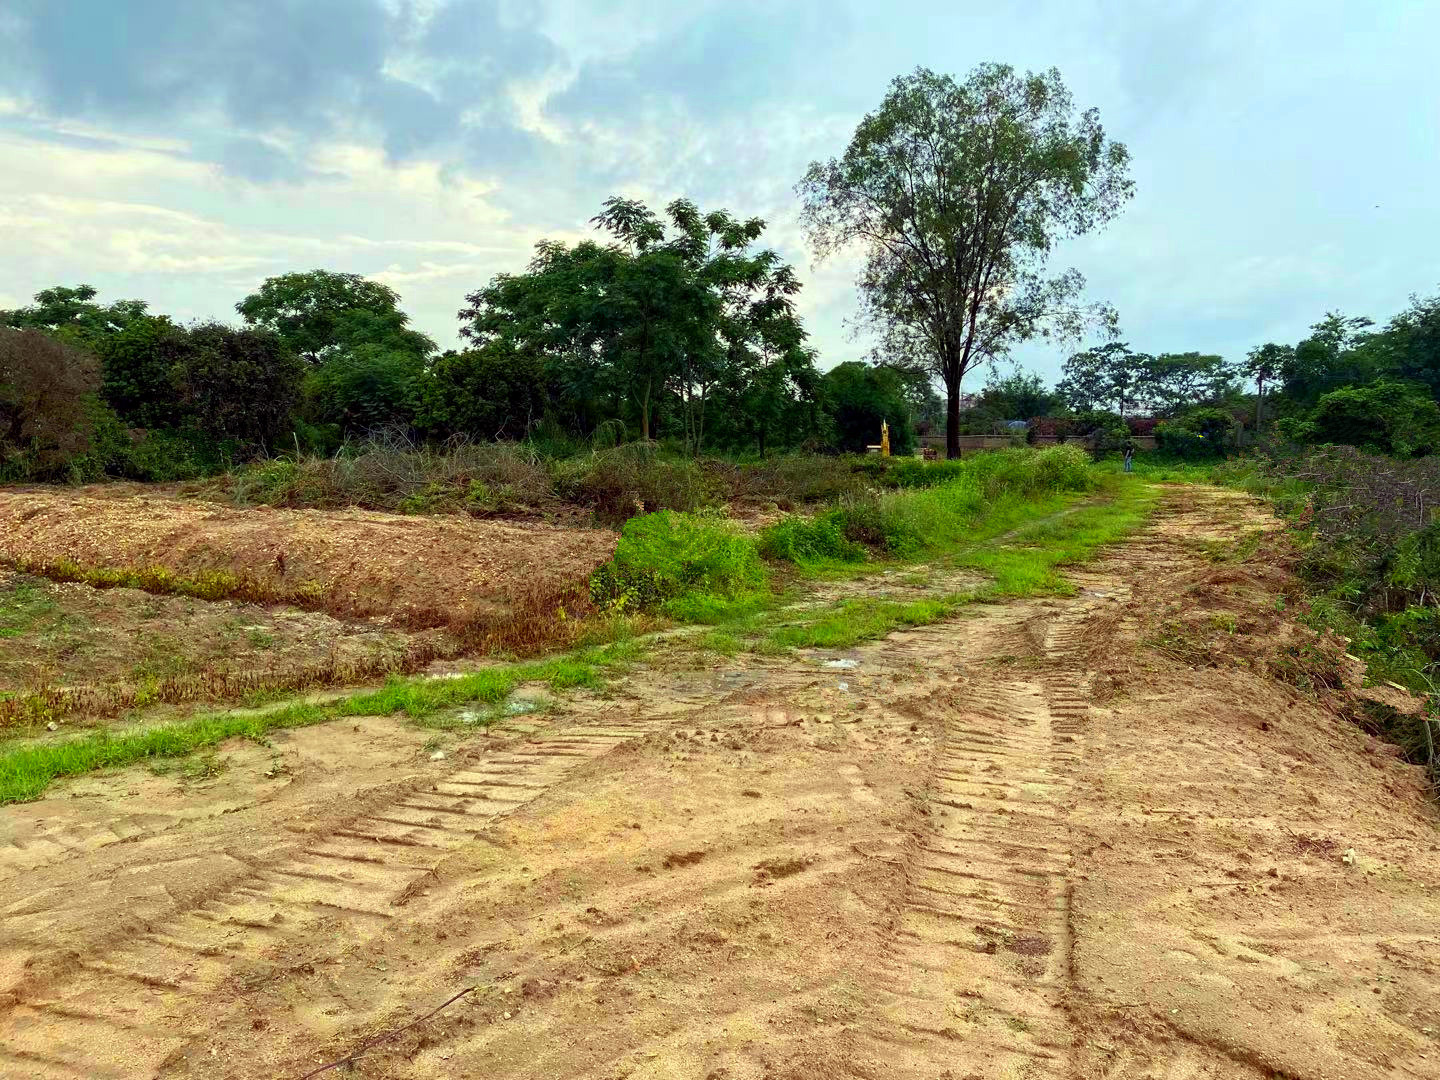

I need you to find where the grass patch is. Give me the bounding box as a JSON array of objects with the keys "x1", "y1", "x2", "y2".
[
  {"x1": 762, "y1": 595, "x2": 970, "y2": 651},
  {"x1": 953, "y1": 477, "x2": 1159, "y2": 597},
  {"x1": 735, "y1": 476, "x2": 1158, "y2": 655},
  {"x1": 759, "y1": 446, "x2": 1096, "y2": 569},
  {"x1": 590, "y1": 509, "x2": 769, "y2": 614},
  {"x1": 0, "y1": 582, "x2": 59, "y2": 639},
  {"x1": 0, "y1": 642, "x2": 639, "y2": 805}
]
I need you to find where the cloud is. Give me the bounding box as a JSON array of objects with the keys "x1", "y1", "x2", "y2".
[
  {"x1": 547, "y1": 2, "x2": 845, "y2": 123},
  {"x1": 0, "y1": 0, "x2": 560, "y2": 175}
]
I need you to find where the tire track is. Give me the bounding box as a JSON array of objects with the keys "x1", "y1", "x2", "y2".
[
  {"x1": 857, "y1": 610, "x2": 1091, "y2": 1078},
  {"x1": 0, "y1": 720, "x2": 661, "y2": 1080}
]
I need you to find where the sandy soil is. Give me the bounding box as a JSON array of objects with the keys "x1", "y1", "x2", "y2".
[
  {"x1": 0, "y1": 487, "x2": 1437, "y2": 1080},
  {"x1": 0, "y1": 489, "x2": 617, "y2": 627}
]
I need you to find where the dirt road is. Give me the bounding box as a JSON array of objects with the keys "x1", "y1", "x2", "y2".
[{"x1": 1, "y1": 487, "x2": 1437, "y2": 1079}]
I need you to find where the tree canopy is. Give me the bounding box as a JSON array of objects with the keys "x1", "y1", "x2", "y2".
[
  {"x1": 799, "y1": 63, "x2": 1132, "y2": 457},
  {"x1": 236, "y1": 270, "x2": 434, "y2": 365},
  {"x1": 458, "y1": 197, "x2": 819, "y2": 452}
]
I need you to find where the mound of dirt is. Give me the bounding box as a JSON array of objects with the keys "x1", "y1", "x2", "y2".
[{"x1": 0, "y1": 488, "x2": 617, "y2": 628}]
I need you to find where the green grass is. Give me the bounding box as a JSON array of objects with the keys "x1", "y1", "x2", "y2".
[
  {"x1": 733, "y1": 476, "x2": 1158, "y2": 655},
  {"x1": 0, "y1": 583, "x2": 59, "y2": 639},
  {"x1": 0, "y1": 642, "x2": 639, "y2": 805},
  {"x1": 953, "y1": 477, "x2": 1159, "y2": 597},
  {"x1": 762, "y1": 595, "x2": 970, "y2": 651}
]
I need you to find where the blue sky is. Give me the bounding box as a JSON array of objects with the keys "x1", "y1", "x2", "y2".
[{"x1": 1, "y1": 0, "x2": 1437, "y2": 386}]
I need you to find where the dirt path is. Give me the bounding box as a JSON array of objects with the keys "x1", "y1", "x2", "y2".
[{"x1": 1, "y1": 487, "x2": 1437, "y2": 1079}]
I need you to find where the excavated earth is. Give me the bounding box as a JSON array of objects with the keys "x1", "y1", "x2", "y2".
[
  {"x1": 0, "y1": 488, "x2": 616, "y2": 627},
  {"x1": 0, "y1": 486, "x2": 1437, "y2": 1080}
]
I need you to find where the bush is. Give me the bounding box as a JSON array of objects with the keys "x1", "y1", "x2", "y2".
[
  {"x1": 758, "y1": 511, "x2": 866, "y2": 563},
  {"x1": 1307, "y1": 381, "x2": 1440, "y2": 458},
  {"x1": 229, "y1": 439, "x2": 552, "y2": 513},
  {"x1": 1154, "y1": 407, "x2": 1237, "y2": 460},
  {"x1": 552, "y1": 443, "x2": 720, "y2": 524},
  {"x1": 590, "y1": 510, "x2": 768, "y2": 612},
  {"x1": 305, "y1": 346, "x2": 421, "y2": 436},
  {"x1": 175, "y1": 323, "x2": 304, "y2": 454},
  {"x1": 417, "y1": 341, "x2": 545, "y2": 442},
  {"x1": 0, "y1": 328, "x2": 100, "y2": 479}
]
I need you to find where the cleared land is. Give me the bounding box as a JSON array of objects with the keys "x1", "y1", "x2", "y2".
[
  {"x1": 0, "y1": 485, "x2": 1436, "y2": 1079},
  {"x1": 0, "y1": 487, "x2": 616, "y2": 628}
]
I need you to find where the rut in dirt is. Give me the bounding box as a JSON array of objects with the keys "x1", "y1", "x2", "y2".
[
  {"x1": 0, "y1": 721, "x2": 661, "y2": 1079},
  {"x1": 853, "y1": 610, "x2": 1093, "y2": 1078}
]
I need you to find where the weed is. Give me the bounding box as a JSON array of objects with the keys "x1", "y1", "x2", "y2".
[
  {"x1": 591, "y1": 510, "x2": 768, "y2": 613},
  {"x1": 0, "y1": 582, "x2": 58, "y2": 639},
  {"x1": 0, "y1": 641, "x2": 639, "y2": 804}
]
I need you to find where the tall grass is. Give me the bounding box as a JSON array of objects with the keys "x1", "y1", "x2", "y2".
[
  {"x1": 219, "y1": 439, "x2": 1044, "y2": 525},
  {"x1": 758, "y1": 446, "x2": 1095, "y2": 566}
]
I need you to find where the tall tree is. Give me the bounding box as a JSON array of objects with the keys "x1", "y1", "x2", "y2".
[
  {"x1": 0, "y1": 284, "x2": 151, "y2": 350},
  {"x1": 1057, "y1": 341, "x2": 1149, "y2": 417},
  {"x1": 979, "y1": 367, "x2": 1056, "y2": 419},
  {"x1": 1146, "y1": 352, "x2": 1238, "y2": 416},
  {"x1": 236, "y1": 270, "x2": 434, "y2": 365},
  {"x1": 458, "y1": 198, "x2": 814, "y2": 448},
  {"x1": 1244, "y1": 343, "x2": 1293, "y2": 430},
  {"x1": 1382, "y1": 290, "x2": 1440, "y2": 399},
  {"x1": 822, "y1": 361, "x2": 915, "y2": 453},
  {"x1": 1280, "y1": 312, "x2": 1379, "y2": 407},
  {"x1": 798, "y1": 64, "x2": 1132, "y2": 458}
]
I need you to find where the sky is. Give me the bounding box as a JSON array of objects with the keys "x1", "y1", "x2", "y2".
[{"x1": 1, "y1": 0, "x2": 1437, "y2": 386}]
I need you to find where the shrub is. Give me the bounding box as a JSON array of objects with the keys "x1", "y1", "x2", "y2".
[
  {"x1": 0, "y1": 328, "x2": 100, "y2": 478},
  {"x1": 1307, "y1": 381, "x2": 1440, "y2": 458},
  {"x1": 175, "y1": 323, "x2": 305, "y2": 453},
  {"x1": 416, "y1": 341, "x2": 545, "y2": 442},
  {"x1": 552, "y1": 443, "x2": 720, "y2": 524},
  {"x1": 759, "y1": 510, "x2": 866, "y2": 563},
  {"x1": 305, "y1": 346, "x2": 422, "y2": 436},
  {"x1": 229, "y1": 439, "x2": 552, "y2": 513},
  {"x1": 1155, "y1": 407, "x2": 1237, "y2": 460},
  {"x1": 590, "y1": 510, "x2": 768, "y2": 611}
]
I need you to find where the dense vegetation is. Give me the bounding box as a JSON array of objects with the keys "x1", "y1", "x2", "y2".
[{"x1": 1215, "y1": 446, "x2": 1439, "y2": 695}]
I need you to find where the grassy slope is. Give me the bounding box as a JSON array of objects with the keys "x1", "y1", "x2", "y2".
[{"x1": 0, "y1": 473, "x2": 1160, "y2": 805}]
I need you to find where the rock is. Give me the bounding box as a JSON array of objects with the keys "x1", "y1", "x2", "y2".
[
  {"x1": 430, "y1": 750, "x2": 447, "y2": 761},
  {"x1": 46, "y1": 721, "x2": 58, "y2": 731},
  {"x1": 1342, "y1": 848, "x2": 1357, "y2": 866}
]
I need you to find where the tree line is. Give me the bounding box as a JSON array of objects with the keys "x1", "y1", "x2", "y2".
[
  {"x1": 3, "y1": 59, "x2": 1435, "y2": 481},
  {"x1": 0, "y1": 210, "x2": 927, "y2": 480}
]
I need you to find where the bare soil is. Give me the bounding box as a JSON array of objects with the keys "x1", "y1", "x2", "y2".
[
  {"x1": 1, "y1": 486, "x2": 1437, "y2": 1080},
  {"x1": 0, "y1": 488, "x2": 616, "y2": 627},
  {"x1": 0, "y1": 568, "x2": 418, "y2": 701}
]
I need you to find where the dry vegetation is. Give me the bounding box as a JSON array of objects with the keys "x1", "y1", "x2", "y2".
[{"x1": 0, "y1": 485, "x2": 627, "y2": 729}]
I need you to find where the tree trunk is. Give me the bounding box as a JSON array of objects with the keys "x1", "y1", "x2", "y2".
[
  {"x1": 640, "y1": 376, "x2": 651, "y2": 441},
  {"x1": 1255, "y1": 376, "x2": 1265, "y2": 434},
  {"x1": 945, "y1": 373, "x2": 962, "y2": 460}
]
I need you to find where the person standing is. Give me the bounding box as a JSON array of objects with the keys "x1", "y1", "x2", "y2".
[{"x1": 1123, "y1": 444, "x2": 1135, "y2": 473}]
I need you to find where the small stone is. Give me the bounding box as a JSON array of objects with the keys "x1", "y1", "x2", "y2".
[
  {"x1": 503, "y1": 1011, "x2": 511, "y2": 1020},
  {"x1": 430, "y1": 750, "x2": 446, "y2": 761},
  {"x1": 46, "y1": 722, "x2": 58, "y2": 732},
  {"x1": 1342, "y1": 848, "x2": 1356, "y2": 866}
]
